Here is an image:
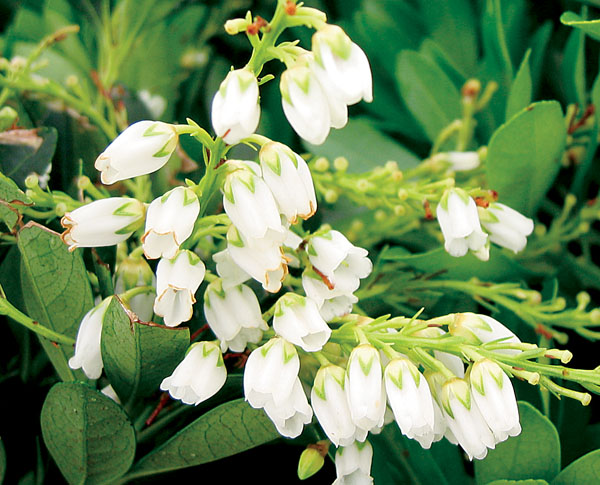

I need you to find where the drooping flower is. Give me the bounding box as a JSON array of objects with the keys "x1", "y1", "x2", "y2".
[
  {"x1": 311, "y1": 24, "x2": 372, "y2": 106},
  {"x1": 346, "y1": 344, "x2": 386, "y2": 433},
  {"x1": 384, "y1": 357, "x2": 436, "y2": 448},
  {"x1": 441, "y1": 378, "x2": 496, "y2": 460},
  {"x1": 94, "y1": 120, "x2": 178, "y2": 185},
  {"x1": 436, "y1": 189, "x2": 489, "y2": 260},
  {"x1": 113, "y1": 254, "x2": 156, "y2": 321},
  {"x1": 68, "y1": 297, "x2": 112, "y2": 379},
  {"x1": 222, "y1": 162, "x2": 285, "y2": 241},
  {"x1": 211, "y1": 68, "x2": 260, "y2": 145},
  {"x1": 212, "y1": 248, "x2": 251, "y2": 289},
  {"x1": 226, "y1": 225, "x2": 288, "y2": 293},
  {"x1": 332, "y1": 440, "x2": 374, "y2": 485},
  {"x1": 449, "y1": 313, "x2": 521, "y2": 355},
  {"x1": 244, "y1": 338, "x2": 312, "y2": 438},
  {"x1": 273, "y1": 293, "x2": 332, "y2": 352},
  {"x1": 311, "y1": 364, "x2": 367, "y2": 447},
  {"x1": 280, "y1": 56, "x2": 332, "y2": 145},
  {"x1": 153, "y1": 250, "x2": 206, "y2": 327},
  {"x1": 142, "y1": 187, "x2": 200, "y2": 260},
  {"x1": 480, "y1": 202, "x2": 534, "y2": 254},
  {"x1": 444, "y1": 151, "x2": 481, "y2": 171},
  {"x1": 160, "y1": 341, "x2": 227, "y2": 405},
  {"x1": 259, "y1": 141, "x2": 317, "y2": 223},
  {"x1": 470, "y1": 359, "x2": 521, "y2": 442},
  {"x1": 302, "y1": 271, "x2": 359, "y2": 321},
  {"x1": 203, "y1": 280, "x2": 267, "y2": 352},
  {"x1": 60, "y1": 197, "x2": 145, "y2": 251}
]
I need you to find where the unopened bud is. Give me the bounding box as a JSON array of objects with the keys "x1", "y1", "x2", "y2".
[
  {"x1": 462, "y1": 79, "x2": 481, "y2": 100},
  {"x1": 76, "y1": 175, "x2": 91, "y2": 190},
  {"x1": 477, "y1": 146, "x2": 488, "y2": 162},
  {"x1": 590, "y1": 308, "x2": 600, "y2": 324},
  {"x1": 297, "y1": 445, "x2": 326, "y2": 480},
  {"x1": 225, "y1": 18, "x2": 249, "y2": 35},
  {"x1": 534, "y1": 224, "x2": 547, "y2": 237},
  {"x1": 576, "y1": 291, "x2": 591, "y2": 309},
  {"x1": 350, "y1": 219, "x2": 364, "y2": 232},
  {"x1": 24, "y1": 174, "x2": 39, "y2": 189},
  {"x1": 333, "y1": 156, "x2": 349, "y2": 171},
  {"x1": 579, "y1": 222, "x2": 590, "y2": 234},
  {"x1": 385, "y1": 160, "x2": 398, "y2": 172},
  {"x1": 324, "y1": 189, "x2": 338, "y2": 204},
  {"x1": 545, "y1": 349, "x2": 573, "y2": 364},
  {"x1": 66, "y1": 75, "x2": 79, "y2": 87},
  {"x1": 314, "y1": 157, "x2": 329, "y2": 172},
  {"x1": 375, "y1": 210, "x2": 386, "y2": 222},
  {"x1": 397, "y1": 188, "x2": 408, "y2": 201},
  {"x1": 394, "y1": 205, "x2": 405, "y2": 216},
  {"x1": 55, "y1": 202, "x2": 67, "y2": 217},
  {"x1": 357, "y1": 179, "x2": 369, "y2": 191}
]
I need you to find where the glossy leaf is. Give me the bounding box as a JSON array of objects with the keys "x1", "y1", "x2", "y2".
[
  {"x1": 505, "y1": 49, "x2": 532, "y2": 121},
  {"x1": 474, "y1": 402, "x2": 561, "y2": 484},
  {"x1": 18, "y1": 222, "x2": 93, "y2": 381},
  {"x1": 127, "y1": 398, "x2": 279, "y2": 479},
  {"x1": 561, "y1": 23, "x2": 586, "y2": 107},
  {"x1": 0, "y1": 170, "x2": 32, "y2": 231},
  {"x1": 561, "y1": 11, "x2": 600, "y2": 41},
  {"x1": 551, "y1": 449, "x2": 600, "y2": 484},
  {"x1": 0, "y1": 127, "x2": 57, "y2": 189},
  {"x1": 40, "y1": 382, "x2": 136, "y2": 485},
  {"x1": 101, "y1": 296, "x2": 190, "y2": 403},
  {"x1": 486, "y1": 101, "x2": 566, "y2": 216},
  {"x1": 396, "y1": 50, "x2": 462, "y2": 143},
  {"x1": 303, "y1": 118, "x2": 421, "y2": 172}
]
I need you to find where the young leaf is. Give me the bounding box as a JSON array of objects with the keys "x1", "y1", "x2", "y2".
[
  {"x1": 40, "y1": 382, "x2": 136, "y2": 485},
  {"x1": 474, "y1": 402, "x2": 561, "y2": 484},
  {"x1": 551, "y1": 449, "x2": 600, "y2": 484},
  {"x1": 561, "y1": 24, "x2": 586, "y2": 107},
  {"x1": 101, "y1": 296, "x2": 190, "y2": 403},
  {"x1": 561, "y1": 11, "x2": 600, "y2": 41},
  {"x1": 505, "y1": 49, "x2": 532, "y2": 121},
  {"x1": 486, "y1": 101, "x2": 566, "y2": 216},
  {"x1": 126, "y1": 399, "x2": 279, "y2": 479},
  {"x1": 17, "y1": 222, "x2": 93, "y2": 381}
]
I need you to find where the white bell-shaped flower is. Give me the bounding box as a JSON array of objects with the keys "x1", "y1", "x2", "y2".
[
  {"x1": 480, "y1": 203, "x2": 534, "y2": 254},
  {"x1": 449, "y1": 313, "x2": 521, "y2": 355},
  {"x1": 445, "y1": 151, "x2": 481, "y2": 171},
  {"x1": 311, "y1": 364, "x2": 367, "y2": 447},
  {"x1": 211, "y1": 68, "x2": 260, "y2": 145},
  {"x1": 470, "y1": 359, "x2": 521, "y2": 443},
  {"x1": 312, "y1": 24, "x2": 372, "y2": 106},
  {"x1": 333, "y1": 441, "x2": 374, "y2": 485},
  {"x1": 302, "y1": 271, "x2": 358, "y2": 320},
  {"x1": 68, "y1": 297, "x2": 112, "y2": 379},
  {"x1": 280, "y1": 57, "x2": 331, "y2": 145},
  {"x1": 203, "y1": 279, "x2": 267, "y2": 352},
  {"x1": 142, "y1": 187, "x2": 200, "y2": 259},
  {"x1": 153, "y1": 250, "x2": 206, "y2": 327},
  {"x1": 307, "y1": 229, "x2": 372, "y2": 290},
  {"x1": 346, "y1": 344, "x2": 386, "y2": 433},
  {"x1": 94, "y1": 120, "x2": 178, "y2": 185},
  {"x1": 61, "y1": 197, "x2": 145, "y2": 251},
  {"x1": 222, "y1": 162, "x2": 285, "y2": 241},
  {"x1": 212, "y1": 249, "x2": 250, "y2": 289},
  {"x1": 226, "y1": 225, "x2": 288, "y2": 293},
  {"x1": 259, "y1": 141, "x2": 317, "y2": 223},
  {"x1": 273, "y1": 293, "x2": 332, "y2": 352},
  {"x1": 441, "y1": 378, "x2": 496, "y2": 460},
  {"x1": 436, "y1": 189, "x2": 489, "y2": 260},
  {"x1": 263, "y1": 379, "x2": 313, "y2": 438},
  {"x1": 160, "y1": 341, "x2": 227, "y2": 405},
  {"x1": 384, "y1": 357, "x2": 436, "y2": 448}
]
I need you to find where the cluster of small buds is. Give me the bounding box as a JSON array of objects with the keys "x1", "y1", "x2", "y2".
[{"x1": 436, "y1": 188, "x2": 534, "y2": 259}]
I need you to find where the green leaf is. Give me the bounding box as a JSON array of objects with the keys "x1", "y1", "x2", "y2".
[
  {"x1": 381, "y1": 246, "x2": 534, "y2": 282},
  {"x1": 528, "y1": 22, "x2": 552, "y2": 97},
  {"x1": 0, "y1": 127, "x2": 57, "y2": 190},
  {"x1": 474, "y1": 402, "x2": 561, "y2": 484},
  {"x1": 17, "y1": 222, "x2": 93, "y2": 381},
  {"x1": 40, "y1": 382, "x2": 136, "y2": 485},
  {"x1": 101, "y1": 296, "x2": 190, "y2": 403},
  {"x1": 561, "y1": 11, "x2": 600, "y2": 41},
  {"x1": 561, "y1": 22, "x2": 586, "y2": 107},
  {"x1": 420, "y1": 39, "x2": 467, "y2": 88},
  {"x1": 488, "y1": 481, "x2": 548, "y2": 485},
  {"x1": 303, "y1": 118, "x2": 420, "y2": 172},
  {"x1": 127, "y1": 398, "x2": 279, "y2": 479},
  {"x1": 396, "y1": 50, "x2": 462, "y2": 143},
  {"x1": 551, "y1": 449, "x2": 600, "y2": 484},
  {"x1": 485, "y1": 101, "x2": 566, "y2": 216},
  {"x1": 505, "y1": 50, "x2": 532, "y2": 121},
  {"x1": 0, "y1": 170, "x2": 32, "y2": 231}
]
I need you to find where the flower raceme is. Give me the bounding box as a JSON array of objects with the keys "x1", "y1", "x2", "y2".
[
  {"x1": 142, "y1": 187, "x2": 200, "y2": 260},
  {"x1": 153, "y1": 250, "x2": 206, "y2": 327},
  {"x1": 94, "y1": 120, "x2": 178, "y2": 185},
  {"x1": 160, "y1": 341, "x2": 227, "y2": 405},
  {"x1": 60, "y1": 197, "x2": 146, "y2": 251},
  {"x1": 211, "y1": 68, "x2": 260, "y2": 145},
  {"x1": 436, "y1": 189, "x2": 489, "y2": 261}
]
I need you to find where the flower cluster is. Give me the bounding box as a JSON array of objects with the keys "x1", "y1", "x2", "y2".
[{"x1": 436, "y1": 188, "x2": 534, "y2": 260}]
